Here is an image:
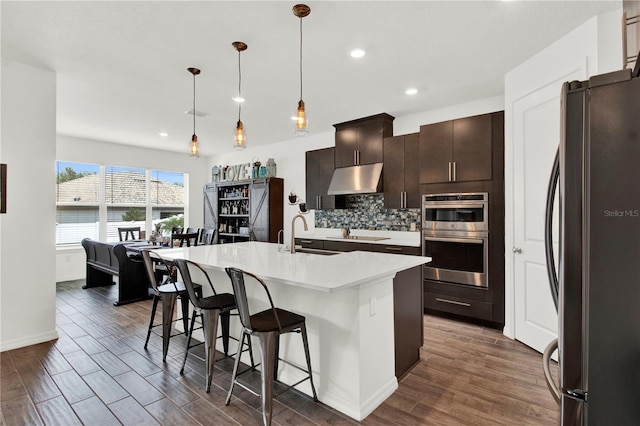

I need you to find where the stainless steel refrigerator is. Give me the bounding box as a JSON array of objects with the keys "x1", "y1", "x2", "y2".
[{"x1": 543, "y1": 66, "x2": 640, "y2": 425}]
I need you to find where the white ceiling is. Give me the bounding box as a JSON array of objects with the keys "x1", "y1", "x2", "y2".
[{"x1": 2, "y1": 1, "x2": 620, "y2": 157}]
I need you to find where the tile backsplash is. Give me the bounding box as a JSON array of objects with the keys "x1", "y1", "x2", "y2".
[{"x1": 314, "y1": 194, "x2": 420, "y2": 231}]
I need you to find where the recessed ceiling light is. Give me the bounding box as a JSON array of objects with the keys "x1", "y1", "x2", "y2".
[
  {"x1": 232, "y1": 96, "x2": 245, "y2": 103},
  {"x1": 159, "y1": 132, "x2": 169, "y2": 137},
  {"x1": 350, "y1": 49, "x2": 365, "y2": 58},
  {"x1": 405, "y1": 88, "x2": 418, "y2": 95}
]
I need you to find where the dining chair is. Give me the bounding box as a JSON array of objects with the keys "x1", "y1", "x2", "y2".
[
  {"x1": 199, "y1": 228, "x2": 216, "y2": 245},
  {"x1": 172, "y1": 232, "x2": 199, "y2": 247},
  {"x1": 118, "y1": 226, "x2": 141, "y2": 241},
  {"x1": 173, "y1": 258, "x2": 253, "y2": 392},
  {"x1": 224, "y1": 267, "x2": 317, "y2": 425},
  {"x1": 169, "y1": 227, "x2": 183, "y2": 246},
  {"x1": 141, "y1": 249, "x2": 201, "y2": 361}
]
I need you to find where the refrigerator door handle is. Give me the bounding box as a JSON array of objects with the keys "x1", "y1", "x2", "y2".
[
  {"x1": 544, "y1": 148, "x2": 560, "y2": 311},
  {"x1": 543, "y1": 338, "x2": 561, "y2": 405}
]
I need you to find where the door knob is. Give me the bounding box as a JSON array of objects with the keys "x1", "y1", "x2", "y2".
[{"x1": 512, "y1": 247, "x2": 522, "y2": 254}]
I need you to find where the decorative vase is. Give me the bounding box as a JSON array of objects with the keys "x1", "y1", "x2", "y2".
[{"x1": 266, "y1": 158, "x2": 277, "y2": 177}]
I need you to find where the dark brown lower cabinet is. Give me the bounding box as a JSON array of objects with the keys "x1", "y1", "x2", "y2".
[
  {"x1": 394, "y1": 266, "x2": 423, "y2": 379},
  {"x1": 423, "y1": 279, "x2": 493, "y2": 321}
]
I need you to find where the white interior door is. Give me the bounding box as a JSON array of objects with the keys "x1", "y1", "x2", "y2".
[
  {"x1": 512, "y1": 68, "x2": 584, "y2": 353},
  {"x1": 512, "y1": 83, "x2": 559, "y2": 353}
]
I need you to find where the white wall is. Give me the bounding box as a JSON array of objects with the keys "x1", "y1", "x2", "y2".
[
  {"x1": 1, "y1": 60, "x2": 58, "y2": 351},
  {"x1": 55, "y1": 135, "x2": 211, "y2": 281}
]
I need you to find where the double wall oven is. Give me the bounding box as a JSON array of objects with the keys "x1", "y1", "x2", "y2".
[{"x1": 422, "y1": 192, "x2": 488, "y2": 287}]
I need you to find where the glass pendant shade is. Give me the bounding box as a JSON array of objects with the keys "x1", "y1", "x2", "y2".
[
  {"x1": 295, "y1": 99, "x2": 308, "y2": 135},
  {"x1": 234, "y1": 120, "x2": 246, "y2": 150},
  {"x1": 187, "y1": 67, "x2": 201, "y2": 158},
  {"x1": 189, "y1": 134, "x2": 199, "y2": 158}
]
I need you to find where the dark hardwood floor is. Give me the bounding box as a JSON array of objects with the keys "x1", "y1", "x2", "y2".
[{"x1": 0, "y1": 280, "x2": 559, "y2": 425}]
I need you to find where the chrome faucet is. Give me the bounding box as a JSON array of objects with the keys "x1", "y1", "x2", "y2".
[
  {"x1": 277, "y1": 229, "x2": 284, "y2": 252},
  {"x1": 290, "y1": 214, "x2": 308, "y2": 254}
]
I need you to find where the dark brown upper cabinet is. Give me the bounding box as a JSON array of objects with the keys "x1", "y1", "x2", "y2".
[
  {"x1": 334, "y1": 113, "x2": 394, "y2": 168},
  {"x1": 383, "y1": 133, "x2": 420, "y2": 209},
  {"x1": 420, "y1": 113, "x2": 494, "y2": 184},
  {"x1": 305, "y1": 147, "x2": 344, "y2": 210}
]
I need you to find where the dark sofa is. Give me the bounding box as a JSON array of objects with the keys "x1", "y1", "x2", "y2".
[{"x1": 81, "y1": 238, "x2": 151, "y2": 306}]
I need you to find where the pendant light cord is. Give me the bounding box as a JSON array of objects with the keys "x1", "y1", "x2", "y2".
[
  {"x1": 238, "y1": 49, "x2": 242, "y2": 121},
  {"x1": 192, "y1": 73, "x2": 196, "y2": 134},
  {"x1": 299, "y1": 16, "x2": 303, "y2": 101}
]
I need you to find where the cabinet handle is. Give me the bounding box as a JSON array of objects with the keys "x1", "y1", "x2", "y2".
[
  {"x1": 435, "y1": 298, "x2": 471, "y2": 307},
  {"x1": 400, "y1": 192, "x2": 404, "y2": 207},
  {"x1": 300, "y1": 240, "x2": 313, "y2": 244},
  {"x1": 404, "y1": 191, "x2": 407, "y2": 208},
  {"x1": 448, "y1": 162, "x2": 452, "y2": 182},
  {"x1": 385, "y1": 246, "x2": 403, "y2": 251},
  {"x1": 353, "y1": 150, "x2": 357, "y2": 166},
  {"x1": 317, "y1": 195, "x2": 322, "y2": 210},
  {"x1": 453, "y1": 161, "x2": 457, "y2": 182}
]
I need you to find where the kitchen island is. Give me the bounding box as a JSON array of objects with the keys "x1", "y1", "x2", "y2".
[{"x1": 162, "y1": 241, "x2": 427, "y2": 421}]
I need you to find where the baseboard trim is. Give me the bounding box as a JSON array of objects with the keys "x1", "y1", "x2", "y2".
[{"x1": 1, "y1": 330, "x2": 59, "y2": 352}]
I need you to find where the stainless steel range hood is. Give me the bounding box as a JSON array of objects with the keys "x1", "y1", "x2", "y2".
[{"x1": 327, "y1": 163, "x2": 383, "y2": 195}]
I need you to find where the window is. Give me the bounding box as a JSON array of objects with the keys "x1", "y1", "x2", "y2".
[
  {"x1": 56, "y1": 162, "x2": 100, "y2": 244},
  {"x1": 150, "y1": 169, "x2": 185, "y2": 228},
  {"x1": 55, "y1": 162, "x2": 185, "y2": 245}
]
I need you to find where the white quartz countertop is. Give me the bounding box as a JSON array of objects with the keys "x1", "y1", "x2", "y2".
[
  {"x1": 295, "y1": 228, "x2": 422, "y2": 247},
  {"x1": 161, "y1": 241, "x2": 428, "y2": 293}
]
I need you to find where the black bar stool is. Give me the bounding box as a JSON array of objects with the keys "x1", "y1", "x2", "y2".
[
  {"x1": 173, "y1": 259, "x2": 253, "y2": 392},
  {"x1": 141, "y1": 249, "x2": 200, "y2": 361},
  {"x1": 224, "y1": 267, "x2": 317, "y2": 426}
]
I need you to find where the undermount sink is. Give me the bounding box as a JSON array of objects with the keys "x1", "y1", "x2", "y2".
[
  {"x1": 327, "y1": 235, "x2": 390, "y2": 242},
  {"x1": 295, "y1": 248, "x2": 340, "y2": 256}
]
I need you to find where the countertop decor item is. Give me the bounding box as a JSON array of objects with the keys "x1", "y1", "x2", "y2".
[
  {"x1": 187, "y1": 67, "x2": 201, "y2": 158},
  {"x1": 211, "y1": 165, "x2": 221, "y2": 182},
  {"x1": 293, "y1": 4, "x2": 311, "y2": 136},
  {"x1": 266, "y1": 158, "x2": 277, "y2": 177},
  {"x1": 232, "y1": 41, "x2": 248, "y2": 150},
  {"x1": 252, "y1": 159, "x2": 261, "y2": 179}
]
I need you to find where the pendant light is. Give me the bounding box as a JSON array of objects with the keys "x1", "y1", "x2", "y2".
[
  {"x1": 187, "y1": 67, "x2": 201, "y2": 158},
  {"x1": 293, "y1": 4, "x2": 310, "y2": 136},
  {"x1": 233, "y1": 41, "x2": 248, "y2": 150}
]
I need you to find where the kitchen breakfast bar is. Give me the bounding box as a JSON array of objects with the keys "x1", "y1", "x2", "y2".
[{"x1": 162, "y1": 241, "x2": 428, "y2": 421}]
